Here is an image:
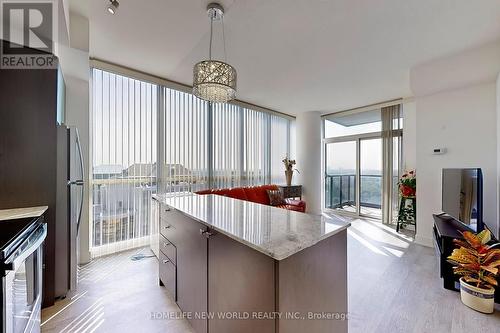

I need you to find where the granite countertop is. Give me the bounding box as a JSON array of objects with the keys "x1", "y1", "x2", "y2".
[
  {"x1": 0, "y1": 206, "x2": 48, "y2": 221},
  {"x1": 153, "y1": 193, "x2": 350, "y2": 260}
]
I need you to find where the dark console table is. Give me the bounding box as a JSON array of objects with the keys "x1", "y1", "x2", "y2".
[
  {"x1": 433, "y1": 214, "x2": 499, "y2": 303},
  {"x1": 278, "y1": 185, "x2": 302, "y2": 199}
]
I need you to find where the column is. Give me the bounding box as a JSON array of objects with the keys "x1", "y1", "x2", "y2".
[{"x1": 296, "y1": 111, "x2": 322, "y2": 214}]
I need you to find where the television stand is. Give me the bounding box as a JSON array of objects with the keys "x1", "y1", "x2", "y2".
[{"x1": 433, "y1": 214, "x2": 500, "y2": 303}]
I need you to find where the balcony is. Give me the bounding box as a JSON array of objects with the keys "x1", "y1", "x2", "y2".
[{"x1": 325, "y1": 174, "x2": 382, "y2": 214}]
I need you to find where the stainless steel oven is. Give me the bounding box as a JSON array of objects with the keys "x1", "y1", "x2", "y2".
[{"x1": 2, "y1": 223, "x2": 46, "y2": 333}]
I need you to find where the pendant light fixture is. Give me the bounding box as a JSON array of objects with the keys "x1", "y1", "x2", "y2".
[{"x1": 193, "y1": 3, "x2": 237, "y2": 103}]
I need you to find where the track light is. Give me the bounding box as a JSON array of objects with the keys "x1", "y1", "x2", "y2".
[{"x1": 107, "y1": 0, "x2": 119, "y2": 14}]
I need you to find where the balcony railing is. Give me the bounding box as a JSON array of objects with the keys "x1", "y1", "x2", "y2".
[
  {"x1": 91, "y1": 177, "x2": 156, "y2": 257},
  {"x1": 325, "y1": 174, "x2": 382, "y2": 210}
]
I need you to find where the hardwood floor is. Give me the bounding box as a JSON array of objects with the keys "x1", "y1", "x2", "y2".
[
  {"x1": 41, "y1": 218, "x2": 500, "y2": 333},
  {"x1": 41, "y1": 249, "x2": 194, "y2": 333},
  {"x1": 345, "y1": 217, "x2": 500, "y2": 333}
]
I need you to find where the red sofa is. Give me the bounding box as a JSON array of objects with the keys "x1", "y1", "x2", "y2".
[{"x1": 195, "y1": 184, "x2": 306, "y2": 213}]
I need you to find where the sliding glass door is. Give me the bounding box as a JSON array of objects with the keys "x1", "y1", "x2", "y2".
[
  {"x1": 325, "y1": 141, "x2": 357, "y2": 214},
  {"x1": 323, "y1": 106, "x2": 402, "y2": 223},
  {"x1": 325, "y1": 136, "x2": 382, "y2": 218},
  {"x1": 360, "y1": 138, "x2": 382, "y2": 218}
]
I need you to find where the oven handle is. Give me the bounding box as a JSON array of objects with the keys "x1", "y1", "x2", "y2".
[{"x1": 3, "y1": 224, "x2": 47, "y2": 271}]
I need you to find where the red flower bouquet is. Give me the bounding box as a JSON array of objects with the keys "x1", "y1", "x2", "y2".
[{"x1": 398, "y1": 170, "x2": 416, "y2": 198}]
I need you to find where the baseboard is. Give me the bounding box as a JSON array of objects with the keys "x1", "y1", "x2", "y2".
[{"x1": 414, "y1": 234, "x2": 434, "y2": 248}]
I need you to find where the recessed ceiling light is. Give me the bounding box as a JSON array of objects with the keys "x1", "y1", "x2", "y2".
[{"x1": 107, "y1": 0, "x2": 119, "y2": 14}]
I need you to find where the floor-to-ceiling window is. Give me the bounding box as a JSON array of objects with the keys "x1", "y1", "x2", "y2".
[
  {"x1": 91, "y1": 69, "x2": 158, "y2": 257},
  {"x1": 91, "y1": 66, "x2": 294, "y2": 257},
  {"x1": 159, "y1": 93, "x2": 294, "y2": 192},
  {"x1": 323, "y1": 104, "x2": 402, "y2": 223}
]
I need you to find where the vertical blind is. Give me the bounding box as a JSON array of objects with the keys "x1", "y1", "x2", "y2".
[
  {"x1": 92, "y1": 67, "x2": 294, "y2": 257},
  {"x1": 91, "y1": 69, "x2": 157, "y2": 258},
  {"x1": 159, "y1": 88, "x2": 209, "y2": 194},
  {"x1": 160, "y1": 90, "x2": 294, "y2": 192}
]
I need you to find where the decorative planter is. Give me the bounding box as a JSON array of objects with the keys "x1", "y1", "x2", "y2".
[
  {"x1": 285, "y1": 170, "x2": 293, "y2": 186},
  {"x1": 459, "y1": 278, "x2": 495, "y2": 314}
]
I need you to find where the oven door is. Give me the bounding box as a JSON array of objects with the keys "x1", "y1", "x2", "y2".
[{"x1": 3, "y1": 224, "x2": 46, "y2": 333}]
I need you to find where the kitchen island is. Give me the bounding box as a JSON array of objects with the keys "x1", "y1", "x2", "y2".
[{"x1": 152, "y1": 193, "x2": 350, "y2": 333}]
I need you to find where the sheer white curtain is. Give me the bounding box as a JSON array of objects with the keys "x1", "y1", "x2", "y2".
[{"x1": 381, "y1": 104, "x2": 403, "y2": 225}]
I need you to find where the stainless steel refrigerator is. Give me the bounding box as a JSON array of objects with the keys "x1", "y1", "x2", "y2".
[{"x1": 55, "y1": 126, "x2": 84, "y2": 298}]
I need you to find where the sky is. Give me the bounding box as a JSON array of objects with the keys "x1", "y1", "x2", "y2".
[{"x1": 325, "y1": 120, "x2": 383, "y2": 174}]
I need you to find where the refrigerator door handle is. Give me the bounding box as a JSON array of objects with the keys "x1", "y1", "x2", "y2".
[
  {"x1": 76, "y1": 184, "x2": 83, "y2": 235},
  {"x1": 68, "y1": 180, "x2": 84, "y2": 186},
  {"x1": 75, "y1": 129, "x2": 85, "y2": 235}
]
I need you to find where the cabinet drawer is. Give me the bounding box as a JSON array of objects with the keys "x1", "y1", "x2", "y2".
[
  {"x1": 160, "y1": 233, "x2": 176, "y2": 265},
  {"x1": 160, "y1": 212, "x2": 176, "y2": 239},
  {"x1": 159, "y1": 203, "x2": 172, "y2": 221},
  {"x1": 160, "y1": 210, "x2": 187, "y2": 243},
  {"x1": 159, "y1": 251, "x2": 176, "y2": 300}
]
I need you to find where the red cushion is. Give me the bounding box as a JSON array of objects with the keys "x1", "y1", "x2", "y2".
[
  {"x1": 244, "y1": 185, "x2": 278, "y2": 205},
  {"x1": 212, "y1": 189, "x2": 231, "y2": 196},
  {"x1": 225, "y1": 188, "x2": 248, "y2": 201},
  {"x1": 196, "y1": 188, "x2": 248, "y2": 201},
  {"x1": 195, "y1": 185, "x2": 306, "y2": 213},
  {"x1": 195, "y1": 189, "x2": 213, "y2": 195}
]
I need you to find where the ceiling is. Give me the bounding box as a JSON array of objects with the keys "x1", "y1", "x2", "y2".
[{"x1": 76, "y1": 0, "x2": 500, "y2": 115}]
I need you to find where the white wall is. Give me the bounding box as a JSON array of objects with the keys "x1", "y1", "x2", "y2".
[
  {"x1": 64, "y1": 77, "x2": 91, "y2": 263},
  {"x1": 415, "y1": 82, "x2": 497, "y2": 246},
  {"x1": 402, "y1": 100, "x2": 417, "y2": 171},
  {"x1": 58, "y1": 12, "x2": 91, "y2": 263},
  {"x1": 410, "y1": 41, "x2": 500, "y2": 246},
  {"x1": 410, "y1": 41, "x2": 500, "y2": 97},
  {"x1": 497, "y1": 72, "x2": 500, "y2": 237},
  {"x1": 296, "y1": 111, "x2": 322, "y2": 214}
]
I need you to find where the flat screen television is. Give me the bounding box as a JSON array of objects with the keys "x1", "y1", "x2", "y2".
[{"x1": 441, "y1": 168, "x2": 483, "y2": 232}]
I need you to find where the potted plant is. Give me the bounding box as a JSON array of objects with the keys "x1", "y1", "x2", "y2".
[
  {"x1": 447, "y1": 229, "x2": 500, "y2": 313},
  {"x1": 282, "y1": 157, "x2": 299, "y2": 186}
]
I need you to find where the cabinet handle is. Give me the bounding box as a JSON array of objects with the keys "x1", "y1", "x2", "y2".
[
  {"x1": 200, "y1": 229, "x2": 214, "y2": 239},
  {"x1": 164, "y1": 224, "x2": 171, "y2": 229},
  {"x1": 163, "y1": 242, "x2": 170, "y2": 247},
  {"x1": 164, "y1": 208, "x2": 171, "y2": 212},
  {"x1": 163, "y1": 259, "x2": 169, "y2": 264}
]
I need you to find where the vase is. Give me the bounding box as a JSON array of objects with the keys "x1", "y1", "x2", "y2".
[
  {"x1": 459, "y1": 278, "x2": 495, "y2": 314},
  {"x1": 285, "y1": 170, "x2": 293, "y2": 186}
]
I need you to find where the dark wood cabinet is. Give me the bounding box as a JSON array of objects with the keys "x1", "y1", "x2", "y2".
[
  {"x1": 160, "y1": 205, "x2": 208, "y2": 333},
  {"x1": 0, "y1": 43, "x2": 61, "y2": 307},
  {"x1": 208, "y1": 231, "x2": 275, "y2": 333},
  {"x1": 159, "y1": 251, "x2": 176, "y2": 300},
  {"x1": 159, "y1": 233, "x2": 176, "y2": 265},
  {"x1": 159, "y1": 205, "x2": 275, "y2": 333},
  {"x1": 157, "y1": 200, "x2": 348, "y2": 333},
  {"x1": 278, "y1": 185, "x2": 302, "y2": 199}
]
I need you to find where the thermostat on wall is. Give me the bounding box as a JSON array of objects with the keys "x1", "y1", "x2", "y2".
[{"x1": 432, "y1": 148, "x2": 447, "y2": 155}]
